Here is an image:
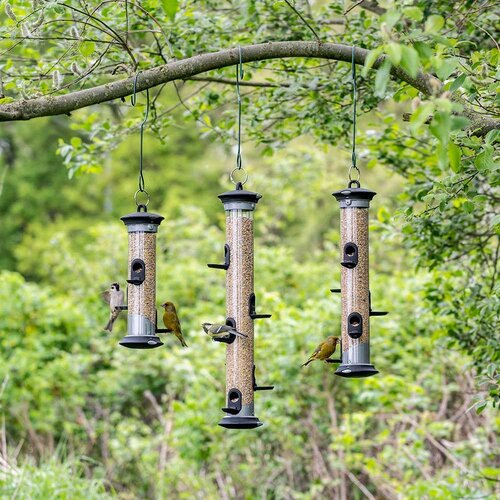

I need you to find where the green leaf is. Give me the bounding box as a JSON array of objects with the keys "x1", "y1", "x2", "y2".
[
  {"x1": 381, "y1": 11, "x2": 401, "y2": 30},
  {"x1": 425, "y1": 14, "x2": 445, "y2": 34},
  {"x1": 400, "y1": 46, "x2": 420, "y2": 78},
  {"x1": 403, "y1": 6, "x2": 423, "y2": 21},
  {"x1": 448, "y1": 143, "x2": 461, "y2": 172},
  {"x1": 449, "y1": 73, "x2": 466, "y2": 92},
  {"x1": 410, "y1": 102, "x2": 434, "y2": 133},
  {"x1": 70, "y1": 137, "x2": 82, "y2": 148},
  {"x1": 161, "y1": 0, "x2": 179, "y2": 20},
  {"x1": 450, "y1": 116, "x2": 470, "y2": 131},
  {"x1": 480, "y1": 467, "x2": 500, "y2": 478},
  {"x1": 474, "y1": 144, "x2": 495, "y2": 171},
  {"x1": 79, "y1": 41, "x2": 95, "y2": 57},
  {"x1": 375, "y1": 59, "x2": 392, "y2": 97},
  {"x1": 386, "y1": 43, "x2": 402, "y2": 65},
  {"x1": 476, "y1": 402, "x2": 487, "y2": 414},
  {"x1": 485, "y1": 129, "x2": 499, "y2": 145},
  {"x1": 435, "y1": 58, "x2": 458, "y2": 80},
  {"x1": 463, "y1": 201, "x2": 474, "y2": 213},
  {"x1": 413, "y1": 41, "x2": 433, "y2": 60},
  {"x1": 429, "y1": 111, "x2": 451, "y2": 143},
  {"x1": 363, "y1": 48, "x2": 383, "y2": 76}
]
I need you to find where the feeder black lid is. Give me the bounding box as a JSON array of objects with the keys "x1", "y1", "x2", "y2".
[
  {"x1": 333, "y1": 184, "x2": 376, "y2": 208},
  {"x1": 121, "y1": 211, "x2": 165, "y2": 226},
  {"x1": 218, "y1": 182, "x2": 262, "y2": 209}
]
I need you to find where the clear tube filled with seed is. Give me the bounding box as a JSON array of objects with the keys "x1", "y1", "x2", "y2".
[
  {"x1": 217, "y1": 185, "x2": 263, "y2": 429},
  {"x1": 333, "y1": 184, "x2": 378, "y2": 378},
  {"x1": 119, "y1": 209, "x2": 164, "y2": 349}
]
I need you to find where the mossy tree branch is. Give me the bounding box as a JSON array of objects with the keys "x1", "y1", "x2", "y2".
[{"x1": 0, "y1": 41, "x2": 497, "y2": 135}]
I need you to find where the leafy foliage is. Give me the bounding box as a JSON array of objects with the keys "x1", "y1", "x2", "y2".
[{"x1": 0, "y1": 0, "x2": 498, "y2": 497}]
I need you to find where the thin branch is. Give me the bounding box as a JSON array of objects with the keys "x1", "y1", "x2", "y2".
[
  {"x1": 358, "y1": 1, "x2": 386, "y2": 15},
  {"x1": 344, "y1": 0, "x2": 367, "y2": 15},
  {"x1": 345, "y1": 470, "x2": 376, "y2": 500},
  {"x1": 283, "y1": 0, "x2": 321, "y2": 42}
]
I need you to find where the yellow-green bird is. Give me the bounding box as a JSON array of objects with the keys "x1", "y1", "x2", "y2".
[
  {"x1": 302, "y1": 336, "x2": 340, "y2": 367},
  {"x1": 161, "y1": 301, "x2": 188, "y2": 347}
]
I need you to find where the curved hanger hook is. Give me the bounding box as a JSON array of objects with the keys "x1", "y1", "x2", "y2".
[{"x1": 131, "y1": 72, "x2": 150, "y2": 197}]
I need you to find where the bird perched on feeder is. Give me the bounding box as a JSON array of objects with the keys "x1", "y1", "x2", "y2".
[
  {"x1": 102, "y1": 282, "x2": 125, "y2": 332},
  {"x1": 302, "y1": 336, "x2": 340, "y2": 367},
  {"x1": 161, "y1": 301, "x2": 188, "y2": 347},
  {"x1": 202, "y1": 323, "x2": 248, "y2": 340}
]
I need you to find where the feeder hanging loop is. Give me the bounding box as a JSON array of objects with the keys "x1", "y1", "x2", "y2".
[
  {"x1": 229, "y1": 46, "x2": 249, "y2": 188},
  {"x1": 131, "y1": 71, "x2": 151, "y2": 209},
  {"x1": 348, "y1": 45, "x2": 361, "y2": 188}
]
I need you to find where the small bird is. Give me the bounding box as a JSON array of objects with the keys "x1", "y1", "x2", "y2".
[
  {"x1": 102, "y1": 282, "x2": 125, "y2": 332},
  {"x1": 161, "y1": 302, "x2": 188, "y2": 347},
  {"x1": 302, "y1": 336, "x2": 340, "y2": 367},
  {"x1": 202, "y1": 323, "x2": 248, "y2": 340}
]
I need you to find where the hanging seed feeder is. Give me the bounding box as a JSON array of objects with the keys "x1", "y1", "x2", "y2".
[
  {"x1": 209, "y1": 183, "x2": 272, "y2": 429},
  {"x1": 332, "y1": 181, "x2": 382, "y2": 378},
  {"x1": 119, "y1": 205, "x2": 165, "y2": 349}
]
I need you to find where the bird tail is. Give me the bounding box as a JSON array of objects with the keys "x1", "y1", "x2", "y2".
[
  {"x1": 231, "y1": 330, "x2": 248, "y2": 338},
  {"x1": 181, "y1": 337, "x2": 188, "y2": 348},
  {"x1": 302, "y1": 358, "x2": 313, "y2": 367},
  {"x1": 104, "y1": 309, "x2": 121, "y2": 332}
]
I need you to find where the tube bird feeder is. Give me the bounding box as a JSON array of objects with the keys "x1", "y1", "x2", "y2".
[
  {"x1": 211, "y1": 184, "x2": 272, "y2": 429},
  {"x1": 119, "y1": 208, "x2": 164, "y2": 349},
  {"x1": 333, "y1": 183, "x2": 378, "y2": 378}
]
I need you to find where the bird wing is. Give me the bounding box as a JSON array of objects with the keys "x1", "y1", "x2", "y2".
[
  {"x1": 164, "y1": 311, "x2": 182, "y2": 332},
  {"x1": 110, "y1": 290, "x2": 125, "y2": 309},
  {"x1": 312, "y1": 343, "x2": 323, "y2": 357},
  {"x1": 319, "y1": 341, "x2": 336, "y2": 360},
  {"x1": 210, "y1": 324, "x2": 230, "y2": 334},
  {"x1": 102, "y1": 290, "x2": 111, "y2": 304}
]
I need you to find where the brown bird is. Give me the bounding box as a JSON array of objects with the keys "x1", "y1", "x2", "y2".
[
  {"x1": 302, "y1": 336, "x2": 340, "y2": 367},
  {"x1": 102, "y1": 282, "x2": 125, "y2": 332},
  {"x1": 161, "y1": 301, "x2": 188, "y2": 347}
]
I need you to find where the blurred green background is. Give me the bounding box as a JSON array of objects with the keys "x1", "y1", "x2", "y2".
[{"x1": 0, "y1": 97, "x2": 497, "y2": 499}]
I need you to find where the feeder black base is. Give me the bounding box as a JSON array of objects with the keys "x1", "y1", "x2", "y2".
[
  {"x1": 218, "y1": 415, "x2": 263, "y2": 429},
  {"x1": 334, "y1": 364, "x2": 378, "y2": 378},
  {"x1": 119, "y1": 335, "x2": 163, "y2": 349}
]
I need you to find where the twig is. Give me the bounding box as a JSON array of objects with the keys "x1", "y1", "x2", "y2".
[
  {"x1": 345, "y1": 470, "x2": 376, "y2": 500},
  {"x1": 283, "y1": 0, "x2": 321, "y2": 42},
  {"x1": 344, "y1": 0, "x2": 367, "y2": 15}
]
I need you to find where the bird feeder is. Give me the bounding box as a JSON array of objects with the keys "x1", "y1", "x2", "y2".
[
  {"x1": 332, "y1": 182, "x2": 382, "y2": 377},
  {"x1": 119, "y1": 207, "x2": 164, "y2": 349},
  {"x1": 208, "y1": 183, "x2": 272, "y2": 429}
]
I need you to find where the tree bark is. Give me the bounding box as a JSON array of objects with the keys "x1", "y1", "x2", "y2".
[{"x1": 0, "y1": 41, "x2": 497, "y2": 135}]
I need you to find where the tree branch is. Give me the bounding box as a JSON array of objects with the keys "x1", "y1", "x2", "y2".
[
  {"x1": 186, "y1": 76, "x2": 291, "y2": 88},
  {"x1": 0, "y1": 41, "x2": 496, "y2": 135},
  {"x1": 359, "y1": 1, "x2": 386, "y2": 16}
]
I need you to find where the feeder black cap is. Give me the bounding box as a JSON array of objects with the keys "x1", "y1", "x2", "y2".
[
  {"x1": 121, "y1": 211, "x2": 165, "y2": 226},
  {"x1": 218, "y1": 182, "x2": 262, "y2": 211},
  {"x1": 333, "y1": 185, "x2": 376, "y2": 208}
]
